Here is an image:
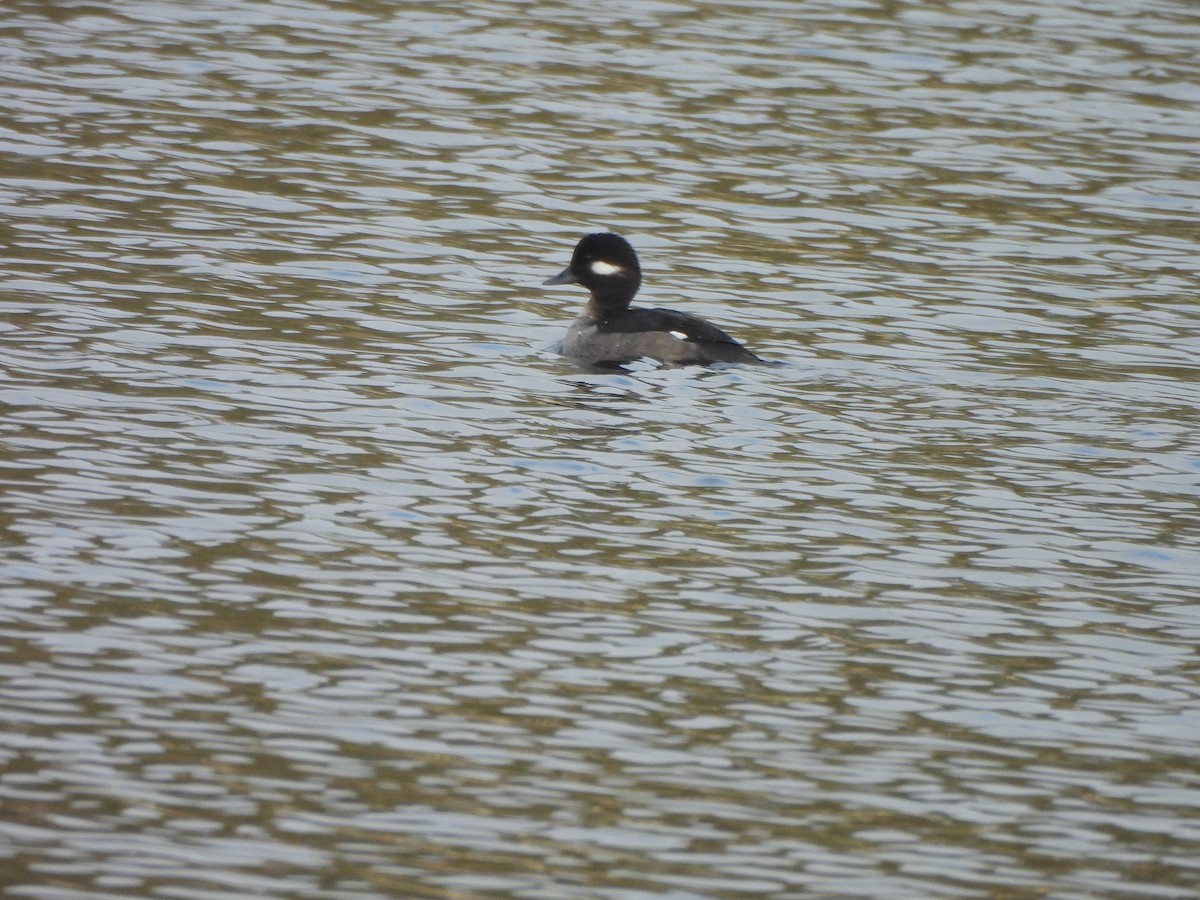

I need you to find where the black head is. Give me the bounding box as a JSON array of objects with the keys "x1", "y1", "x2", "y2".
[{"x1": 544, "y1": 232, "x2": 643, "y2": 311}]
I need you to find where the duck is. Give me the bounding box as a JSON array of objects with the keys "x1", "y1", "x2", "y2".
[{"x1": 543, "y1": 232, "x2": 764, "y2": 367}]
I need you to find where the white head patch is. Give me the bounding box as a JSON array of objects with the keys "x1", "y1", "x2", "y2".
[
  {"x1": 589, "y1": 260, "x2": 624, "y2": 276},
  {"x1": 669, "y1": 330, "x2": 689, "y2": 341}
]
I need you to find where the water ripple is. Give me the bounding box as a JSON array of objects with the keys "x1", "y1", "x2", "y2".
[{"x1": 2, "y1": 0, "x2": 1199, "y2": 898}]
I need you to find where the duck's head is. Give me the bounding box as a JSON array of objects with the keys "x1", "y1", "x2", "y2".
[{"x1": 544, "y1": 232, "x2": 642, "y2": 311}]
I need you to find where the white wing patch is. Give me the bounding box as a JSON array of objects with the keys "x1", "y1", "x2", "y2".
[
  {"x1": 669, "y1": 330, "x2": 689, "y2": 341},
  {"x1": 589, "y1": 260, "x2": 623, "y2": 276}
]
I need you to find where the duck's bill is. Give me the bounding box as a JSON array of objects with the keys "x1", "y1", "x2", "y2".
[{"x1": 543, "y1": 267, "x2": 578, "y2": 285}]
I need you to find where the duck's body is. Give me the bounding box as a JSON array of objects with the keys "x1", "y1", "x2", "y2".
[
  {"x1": 561, "y1": 305, "x2": 762, "y2": 367},
  {"x1": 544, "y1": 233, "x2": 763, "y2": 368}
]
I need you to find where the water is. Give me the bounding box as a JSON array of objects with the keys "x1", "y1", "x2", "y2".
[{"x1": 2, "y1": 0, "x2": 1199, "y2": 898}]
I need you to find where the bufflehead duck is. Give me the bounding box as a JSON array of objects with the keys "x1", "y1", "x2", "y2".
[{"x1": 543, "y1": 232, "x2": 764, "y2": 367}]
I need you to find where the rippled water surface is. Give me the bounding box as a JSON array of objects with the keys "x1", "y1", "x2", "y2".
[{"x1": 3, "y1": 0, "x2": 1199, "y2": 897}]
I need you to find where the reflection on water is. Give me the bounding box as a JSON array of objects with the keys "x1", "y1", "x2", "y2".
[{"x1": 2, "y1": 0, "x2": 1199, "y2": 897}]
